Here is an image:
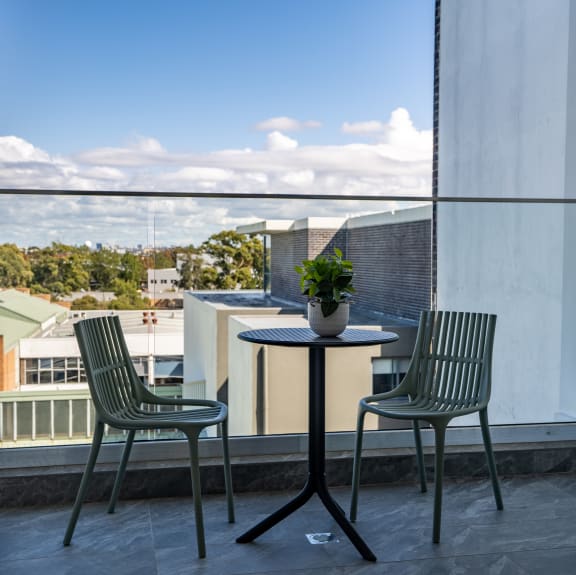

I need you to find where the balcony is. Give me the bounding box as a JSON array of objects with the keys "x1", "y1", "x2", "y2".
[{"x1": 1, "y1": 472, "x2": 574, "y2": 573}]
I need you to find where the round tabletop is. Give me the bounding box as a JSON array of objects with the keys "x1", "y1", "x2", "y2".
[{"x1": 237, "y1": 327, "x2": 399, "y2": 348}]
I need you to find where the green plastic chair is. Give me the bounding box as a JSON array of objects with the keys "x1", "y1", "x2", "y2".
[
  {"x1": 63, "y1": 315, "x2": 234, "y2": 558},
  {"x1": 350, "y1": 310, "x2": 503, "y2": 543}
]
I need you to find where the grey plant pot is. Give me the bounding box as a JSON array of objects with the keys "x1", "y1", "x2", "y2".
[{"x1": 307, "y1": 301, "x2": 349, "y2": 337}]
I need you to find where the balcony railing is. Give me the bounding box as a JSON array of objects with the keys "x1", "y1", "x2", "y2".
[{"x1": 1, "y1": 191, "x2": 575, "y2": 464}]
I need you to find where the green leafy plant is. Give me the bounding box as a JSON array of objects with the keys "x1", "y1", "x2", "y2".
[{"x1": 295, "y1": 248, "x2": 355, "y2": 318}]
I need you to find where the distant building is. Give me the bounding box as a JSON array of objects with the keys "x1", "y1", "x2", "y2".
[
  {"x1": 0, "y1": 306, "x2": 184, "y2": 446},
  {"x1": 0, "y1": 289, "x2": 68, "y2": 392},
  {"x1": 147, "y1": 268, "x2": 180, "y2": 293}
]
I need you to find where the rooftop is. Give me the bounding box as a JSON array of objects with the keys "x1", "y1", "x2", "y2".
[{"x1": 189, "y1": 291, "x2": 416, "y2": 327}]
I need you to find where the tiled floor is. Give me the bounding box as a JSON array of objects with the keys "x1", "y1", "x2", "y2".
[{"x1": 2, "y1": 474, "x2": 576, "y2": 574}]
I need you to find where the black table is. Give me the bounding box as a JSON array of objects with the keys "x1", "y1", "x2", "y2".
[{"x1": 235, "y1": 327, "x2": 400, "y2": 562}]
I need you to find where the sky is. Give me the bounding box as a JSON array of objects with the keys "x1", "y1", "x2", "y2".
[{"x1": 0, "y1": 0, "x2": 435, "y2": 247}]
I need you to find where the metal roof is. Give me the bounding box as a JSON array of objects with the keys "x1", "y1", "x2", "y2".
[
  {"x1": 0, "y1": 289, "x2": 67, "y2": 324},
  {"x1": 0, "y1": 290, "x2": 68, "y2": 350}
]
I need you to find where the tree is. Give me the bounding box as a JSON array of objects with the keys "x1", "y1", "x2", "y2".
[
  {"x1": 200, "y1": 231, "x2": 263, "y2": 289},
  {"x1": 0, "y1": 244, "x2": 32, "y2": 288},
  {"x1": 119, "y1": 252, "x2": 146, "y2": 287},
  {"x1": 89, "y1": 248, "x2": 122, "y2": 290},
  {"x1": 71, "y1": 295, "x2": 103, "y2": 310},
  {"x1": 28, "y1": 243, "x2": 90, "y2": 296},
  {"x1": 177, "y1": 248, "x2": 209, "y2": 290},
  {"x1": 108, "y1": 278, "x2": 150, "y2": 310}
]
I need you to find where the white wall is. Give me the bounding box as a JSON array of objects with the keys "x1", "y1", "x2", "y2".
[
  {"x1": 183, "y1": 292, "x2": 288, "y2": 402},
  {"x1": 20, "y1": 333, "x2": 182, "y2": 359},
  {"x1": 438, "y1": 0, "x2": 575, "y2": 423},
  {"x1": 228, "y1": 315, "x2": 382, "y2": 436}
]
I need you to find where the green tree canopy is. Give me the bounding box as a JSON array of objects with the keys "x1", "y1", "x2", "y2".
[
  {"x1": 89, "y1": 248, "x2": 122, "y2": 290},
  {"x1": 0, "y1": 244, "x2": 32, "y2": 288},
  {"x1": 200, "y1": 231, "x2": 263, "y2": 289},
  {"x1": 28, "y1": 243, "x2": 90, "y2": 296},
  {"x1": 119, "y1": 252, "x2": 146, "y2": 286},
  {"x1": 71, "y1": 295, "x2": 103, "y2": 310}
]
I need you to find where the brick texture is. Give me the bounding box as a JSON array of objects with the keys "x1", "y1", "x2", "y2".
[{"x1": 270, "y1": 218, "x2": 431, "y2": 321}]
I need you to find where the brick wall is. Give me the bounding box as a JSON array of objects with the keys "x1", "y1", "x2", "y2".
[
  {"x1": 270, "y1": 227, "x2": 348, "y2": 303},
  {"x1": 348, "y1": 219, "x2": 431, "y2": 321},
  {"x1": 270, "y1": 213, "x2": 431, "y2": 321}
]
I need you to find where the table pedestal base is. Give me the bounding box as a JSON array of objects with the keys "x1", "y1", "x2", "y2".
[
  {"x1": 236, "y1": 347, "x2": 377, "y2": 562},
  {"x1": 235, "y1": 472, "x2": 376, "y2": 561}
]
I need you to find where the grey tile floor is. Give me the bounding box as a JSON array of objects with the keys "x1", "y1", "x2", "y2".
[{"x1": 2, "y1": 474, "x2": 576, "y2": 574}]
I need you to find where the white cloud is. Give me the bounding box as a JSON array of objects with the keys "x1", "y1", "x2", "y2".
[
  {"x1": 266, "y1": 131, "x2": 299, "y2": 151},
  {"x1": 278, "y1": 170, "x2": 315, "y2": 187},
  {"x1": 0, "y1": 107, "x2": 432, "y2": 246},
  {"x1": 127, "y1": 135, "x2": 166, "y2": 153},
  {"x1": 342, "y1": 121, "x2": 386, "y2": 134},
  {"x1": 255, "y1": 116, "x2": 321, "y2": 132},
  {"x1": 341, "y1": 107, "x2": 432, "y2": 161}
]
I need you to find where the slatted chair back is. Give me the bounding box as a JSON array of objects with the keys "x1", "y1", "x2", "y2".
[
  {"x1": 74, "y1": 315, "x2": 143, "y2": 423},
  {"x1": 406, "y1": 310, "x2": 497, "y2": 412}
]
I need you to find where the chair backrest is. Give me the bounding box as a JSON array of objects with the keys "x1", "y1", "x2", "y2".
[
  {"x1": 408, "y1": 310, "x2": 497, "y2": 410},
  {"x1": 74, "y1": 315, "x2": 143, "y2": 422}
]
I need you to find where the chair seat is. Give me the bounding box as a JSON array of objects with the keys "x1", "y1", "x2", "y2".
[
  {"x1": 112, "y1": 404, "x2": 226, "y2": 428},
  {"x1": 363, "y1": 397, "x2": 481, "y2": 420}
]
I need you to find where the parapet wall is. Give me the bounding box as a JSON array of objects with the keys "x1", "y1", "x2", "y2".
[{"x1": 269, "y1": 206, "x2": 431, "y2": 321}]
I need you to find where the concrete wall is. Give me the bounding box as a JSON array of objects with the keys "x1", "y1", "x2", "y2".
[
  {"x1": 183, "y1": 292, "x2": 293, "y2": 403},
  {"x1": 438, "y1": 0, "x2": 575, "y2": 423}
]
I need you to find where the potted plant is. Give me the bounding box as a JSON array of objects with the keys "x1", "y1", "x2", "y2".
[{"x1": 295, "y1": 248, "x2": 355, "y2": 336}]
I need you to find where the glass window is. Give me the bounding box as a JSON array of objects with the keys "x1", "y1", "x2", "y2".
[{"x1": 25, "y1": 359, "x2": 38, "y2": 370}]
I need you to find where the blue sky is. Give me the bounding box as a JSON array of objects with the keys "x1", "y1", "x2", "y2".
[{"x1": 0, "y1": 0, "x2": 435, "y2": 247}]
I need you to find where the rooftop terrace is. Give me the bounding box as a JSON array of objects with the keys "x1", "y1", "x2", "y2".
[{"x1": 2, "y1": 471, "x2": 574, "y2": 574}]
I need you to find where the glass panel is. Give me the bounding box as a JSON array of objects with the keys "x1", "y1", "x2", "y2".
[
  {"x1": 53, "y1": 359, "x2": 65, "y2": 369},
  {"x1": 52, "y1": 401, "x2": 70, "y2": 437},
  {"x1": 34, "y1": 401, "x2": 51, "y2": 438},
  {"x1": 16, "y1": 403, "x2": 33, "y2": 440},
  {"x1": 71, "y1": 400, "x2": 88, "y2": 436},
  {"x1": 39, "y1": 359, "x2": 51, "y2": 369}
]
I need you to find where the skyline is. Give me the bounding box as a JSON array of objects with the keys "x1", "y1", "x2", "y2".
[{"x1": 0, "y1": 0, "x2": 435, "y2": 247}]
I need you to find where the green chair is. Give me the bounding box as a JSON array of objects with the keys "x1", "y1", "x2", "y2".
[
  {"x1": 63, "y1": 315, "x2": 234, "y2": 558},
  {"x1": 350, "y1": 310, "x2": 503, "y2": 543}
]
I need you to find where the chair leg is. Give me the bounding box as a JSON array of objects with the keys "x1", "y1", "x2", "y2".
[
  {"x1": 63, "y1": 420, "x2": 105, "y2": 545},
  {"x1": 479, "y1": 409, "x2": 503, "y2": 510},
  {"x1": 349, "y1": 408, "x2": 367, "y2": 522},
  {"x1": 432, "y1": 423, "x2": 447, "y2": 544},
  {"x1": 108, "y1": 429, "x2": 135, "y2": 514},
  {"x1": 413, "y1": 419, "x2": 427, "y2": 493},
  {"x1": 186, "y1": 431, "x2": 207, "y2": 559},
  {"x1": 221, "y1": 419, "x2": 235, "y2": 523}
]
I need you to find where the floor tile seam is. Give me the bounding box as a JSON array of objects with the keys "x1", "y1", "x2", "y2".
[{"x1": 145, "y1": 502, "x2": 162, "y2": 575}]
